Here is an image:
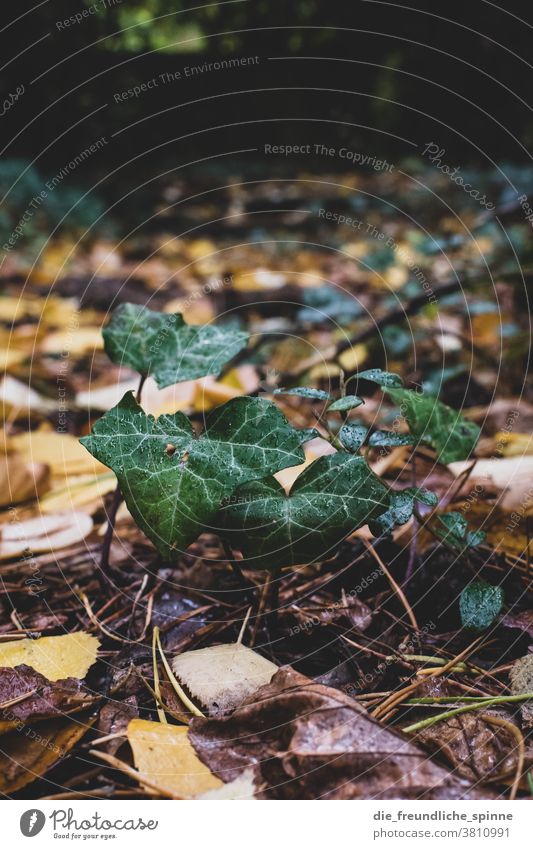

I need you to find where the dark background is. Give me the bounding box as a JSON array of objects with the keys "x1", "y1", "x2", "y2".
[{"x1": 2, "y1": 0, "x2": 532, "y2": 167}]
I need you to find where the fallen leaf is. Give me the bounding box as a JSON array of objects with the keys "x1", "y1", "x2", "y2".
[
  {"x1": 449, "y1": 457, "x2": 533, "y2": 511},
  {"x1": 0, "y1": 512, "x2": 94, "y2": 560},
  {"x1": 172, "y1": 643, "x2": 278, "y2": 714},
  {"x1": 197, "y1": 768, "x2": 258, "y2": 799},
  {"x1": 0, "y1": 713, "x2": 94, "y2": 795},
  {"x1": 415, "y1": 711, "x2": 519, "y2": 783},
  {"x1": 0, "y1": 665, "x2": 96, "y2": 733},
  {"x1": 0, "y1": 376, "x2": 54, "y2": 421},
  {"x1": 0, "y1": 633, "x2": 99, "y2": 682},
  {"x1": 127, "y1": 718, "x2": 223, "y2": 797},
  {"x1": 0, "y1": 452, "x2": 50, "y2": 507},
  {"x1": 8, "y1": 430, "x2": 107, "y2": 478},
  {"x1": 189, "y1": 667, "x2": 494, "y2": 799}
]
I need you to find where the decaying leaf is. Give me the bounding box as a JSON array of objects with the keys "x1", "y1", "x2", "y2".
[
  {"x1": 127, "y1": 718, "x2": 223, "y2": 797},
  {"x1": 0, "y1": 665, "x2": 96, "y2": 733},
  {"x1": 172, "y1": 643, "x2": 278, "y2": 714},
  {"x1": 188, "y1": 667, "x2": 494, "y2": 799},
  {"x1": 415, "y1": 710, "x2": 519, "y2": 783},
  {"x1": 0, "y1": 713, "x2": 94, "y2": 795},
  {"x1": 509, "y1": 655, "x2": 533, "y2": 724},
  {"x1": 0, "y1": 633, "x2": 99, "y2": 682},
  {"x1": 0, "y1": 512, "x2": 94, "y2": 560}
]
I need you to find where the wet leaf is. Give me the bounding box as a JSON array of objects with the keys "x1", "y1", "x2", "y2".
[
  {"x1": 327, "y1": 395, "x2": 364, "y2": 412},
  {"x1": 385, "y1": 388, "x2": 481, "y2": 463},
  {"x1": 355, "y1": 369, "x2": 404, "y2": 387},
  {"x1": 81, "y1": 393, "x2": 304, "y2": 559},
  {"x1": 460, "y1": 580, "x2": 504, "y2": 632},
  {"x1": 339, "y1": 423, "x2": 368, "y2": 453},
  {"x1": 103, "y1": 303, "x2": 248, "y2": 388},
  {"x1": 221, "y1": 454, "x2": 390, "y2": 570},
  {"x1": 188, "y1": 667, "x2": 492, "y2": 799},
  {"x1": 274, "y1": 387, "x2": 331, "y2": 401},
  {"x1": 368, "y1": 430, "x2": 417, "y2": 447}
]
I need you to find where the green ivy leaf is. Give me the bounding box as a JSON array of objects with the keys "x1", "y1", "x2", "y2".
[
  {"x1": 220, "y1": 454, "x2": 390, "y2": 570},
  {"x1": 354, "y1": 369, "x2": 404, "y2": 387},
  {"x1": 327, "y1": 395, "x2": 364, "y2": 412},
  {"x1": 103, "y1": 303, "x2": 248, "y2": 388},
  {"x1": 297, "y1": 427, "x2": 322, "y2": 444},
  {"x1": 385, "y1": 388, "x2": 480, "y2": 463},
  {"x1": 434, "y1": 511, "x2": 485, "y2": 549},
  {"x1": 370, "y1": 486, "x2": 437, "y2": 535},
  {"x1": 460, "y1": 580, "x2": 504, "y2": 632},
  {"x1": 80, "y1": 393, "x2": 304, "y2": 559},
  {"x1": 368, "y1": 431, "x2": 417, "y2": 447},
  {"x1": 339, "y1": 424, "x2": 368, "y2": 453},
  {"x1": 274, "y1": 387, "x2": 331, "y2": 401}
]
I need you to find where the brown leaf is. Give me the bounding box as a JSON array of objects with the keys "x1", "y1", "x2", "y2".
[
  {"x1": 0, "y1": 713, "x2": 94, "y2": 795},
  {"x1": 189, "y1": 667, "x2": 494, "y2": 799},
  {"x1": 415, "y1": 711, "x2": 518, "y2": 784},
  {"x1": 0, "y1": 665, "x2": 96, "y2": 733}
]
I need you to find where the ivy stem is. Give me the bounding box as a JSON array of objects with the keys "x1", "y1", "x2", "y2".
[{"x1": 98, "y1": 373, "x2": 146, "y2": 589}]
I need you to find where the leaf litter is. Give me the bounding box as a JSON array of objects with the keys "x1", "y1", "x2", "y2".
[{"x1": 0, "y1": 169, "x2": 531, "y2": 800}]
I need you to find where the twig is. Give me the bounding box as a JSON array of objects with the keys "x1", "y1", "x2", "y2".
[
  {"x1": 402, "y1": 693, "x2": 533, "y2": 734},
  {"x1": 363, "y1": 540, "x2": 418, "y2": 630}
]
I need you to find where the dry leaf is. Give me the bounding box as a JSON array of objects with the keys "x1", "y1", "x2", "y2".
[
  {"x1": 189, "y1": 667, "x2": 495, "y2": 799},
  {"x1": 9, "y1": 430, "x2": 107, "y2": 478},
  {"x1": 39, "y1": 473, "x2": 116, "y2": 515},
  {"x1": 172, "y1": 643, "x2": 278, "y2": 714},
  {"x1": 0, "y1": 512, "x2": 93, "y2": 559},
  {"x1": 0, "y1": 633, "x2": 100, "y2": 681},
  {"x1": 197, "y1": 768, "x2": 258, "y2": 799},
  {"x1": 0, "y1": 665, "x2": 96, "y2": 733},
  {"x1": 449, "y1": 457, "x2": 533, "y2": 511},
  {"x1": 0, "y1": 713, "x2": 93, "y2": 795},
  {"x1": 0, "y1": 376, "x2": 54, "y2": 421},
  {"x1": 0, "y1": 452, "x2": 50, "y2": 507},
  {"x1": 127, "y1": 718, "x2": 223, "y2": 798}
]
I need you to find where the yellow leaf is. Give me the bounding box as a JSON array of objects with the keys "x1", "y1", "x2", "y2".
[
  {"x1": 40, "y1": 327, "x2": 103, "y2": 356},
  {"x1": 338, "y1": 343, "x2": 368, "y2": 372},
  {"x1": 9, "y1": 430, "x2": 107, "y2": 478},
  {"x1": 39, "y1": 473, "x2": 116, "y2": 514},
  {"x1": 127, "y1": 719, "x2": 223, "y2": 798},
  {"x1": 0, "y1": 632, "x2": 100, "y2": 681},
  {"x1": 0, "y1": 452, "x2": 50, "y2": 507}
]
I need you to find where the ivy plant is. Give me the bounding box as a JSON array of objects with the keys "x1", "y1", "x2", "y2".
[{"x1": 81, "y1": 305, "x2": 483, "y2": 573}]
